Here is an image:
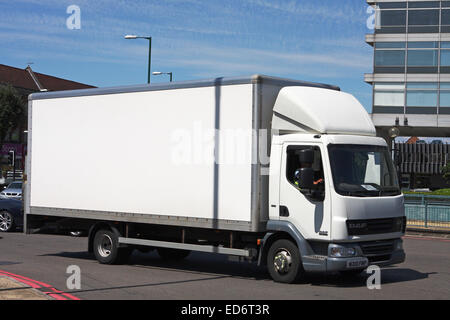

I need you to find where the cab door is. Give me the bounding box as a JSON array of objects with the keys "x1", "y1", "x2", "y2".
[{"x1": 278, "y1": 143, "x2": 331, "y2": 241}]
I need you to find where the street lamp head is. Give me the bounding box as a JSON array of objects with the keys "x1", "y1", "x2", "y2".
[
  {"x1": 388, "y1": 127, "x2": 400, "y2": 139},
  {"x1": 124, "y1": 35, "x2": 138, "y2": 39},
  {"x1": 152, "y1": 71, "x2": 163, "y2": 75}
]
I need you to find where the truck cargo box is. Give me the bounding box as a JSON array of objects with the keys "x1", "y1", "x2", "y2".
[{"x1": 25, "y1": 75, "x2": 339, "y2": 232}]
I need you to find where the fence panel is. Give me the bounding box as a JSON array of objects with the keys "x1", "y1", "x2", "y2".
[{"x1": 404, "y1": 194, "x2": 450, "y2": 230}]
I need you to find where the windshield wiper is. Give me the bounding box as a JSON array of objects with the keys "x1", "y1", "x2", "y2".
[
  {"x1": 344, "y1": 190, "x2": 379, "y2": 197},
  {"x1": 380, "y1": 187, "x2": 401, "y2": 196}
]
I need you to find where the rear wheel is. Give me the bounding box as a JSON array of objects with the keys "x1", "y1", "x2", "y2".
[
  {"x1": 267, "y1": 239, "x2": 304, "y2": 284},
  {"x1": 157, "y1": 248, "x2": 191, "y2": 261},
  {"x1": 93, "y1": 229, "x2": 132, "y2": 264},
  {"x1": 0, "y1": 211, "x2": 15, "y2": 232}
]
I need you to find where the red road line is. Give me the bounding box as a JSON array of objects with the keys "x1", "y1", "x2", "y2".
[{"x1": 0, "y1": 269, "x2": 80, "y2": 300}]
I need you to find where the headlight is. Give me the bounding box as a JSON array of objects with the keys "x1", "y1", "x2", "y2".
[{"x1": 329, "y1": 246, "x2": 357, "y2": 257}]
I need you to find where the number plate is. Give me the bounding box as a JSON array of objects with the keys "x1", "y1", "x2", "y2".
[{"x1": 346, "y1": 258, "x2": 368, "y2": 269}]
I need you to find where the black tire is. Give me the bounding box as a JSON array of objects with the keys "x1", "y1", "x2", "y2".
[
  {"x1": 0, "y1": 211, "x2": 15, "y2": 232},
  {"x1": 267, "y1": 239, "x2": 304, "y2": 284},
  {"x1": 157, "y1": 247, "x2": 191, "y2": 261},
  {"x1": 339, "y1": 269, "x2": 366, "y2": 277},
  {"x1": 93, "y1": 229, "x2": 131, "y2": 264}
]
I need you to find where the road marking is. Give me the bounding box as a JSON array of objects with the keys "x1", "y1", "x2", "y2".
[{"x1": 0, "y1": 269, "x2": 80, "y2": 300}]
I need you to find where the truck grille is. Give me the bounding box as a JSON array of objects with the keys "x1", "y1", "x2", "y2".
[
  {"x1": 347, "y1": 217, "x2": 405, "y2": 236},
  {"x1": 360, "y1": 240, "x2": 395, "y2": 264}
]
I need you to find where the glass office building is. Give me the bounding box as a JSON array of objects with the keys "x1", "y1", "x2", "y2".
[{"x1": 366, "y1": 0, "x2": 450, "y2": 139}]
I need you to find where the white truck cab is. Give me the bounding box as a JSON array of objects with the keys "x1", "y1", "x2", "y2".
[{"x1": 262, "y1": 86, "x2": 405, "y2": 280}]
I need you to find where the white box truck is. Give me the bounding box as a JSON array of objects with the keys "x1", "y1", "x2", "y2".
[{"x1": 25, "y1": 75, "x2": 405, "y2": 283}]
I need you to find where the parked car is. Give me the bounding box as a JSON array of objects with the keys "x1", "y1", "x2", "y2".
[
  {"x1": 0, "y1": 198, "x2": 22, "y2": 232},
  {"x1": 0, "y1": 181, "x2": 23, "y2": 199}
]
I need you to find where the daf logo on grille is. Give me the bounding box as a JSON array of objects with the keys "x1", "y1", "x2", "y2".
[{"x1": 349, "y1": 223, "x2": 367, "y2": 229}]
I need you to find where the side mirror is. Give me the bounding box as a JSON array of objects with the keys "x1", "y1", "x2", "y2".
[
  {"x1": 297, "y1": 168, "x2": 314, "y2": 190},
  {"x1": 296, "y1": 149, "x2": 314, "y2": 164}
]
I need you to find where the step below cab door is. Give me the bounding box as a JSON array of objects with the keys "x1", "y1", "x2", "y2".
[{"x1": 278, "y1": 143, "x2": 331, "y2": 240}]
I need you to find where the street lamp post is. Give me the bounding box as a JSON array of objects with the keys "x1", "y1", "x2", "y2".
[
  {"x1": 152, "y1": 71, "x2": 173, "y2": 82},
  {"x1": 125, "y1": 35, "x2": 152, "y2": 84}
]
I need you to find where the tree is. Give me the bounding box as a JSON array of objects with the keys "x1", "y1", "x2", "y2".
[
  {"x1": 0, "y1": 85, "x2": 26, "y2": 144},
  {"x1": 442, "y1": 162, "x2": 450, "y2": 184}
]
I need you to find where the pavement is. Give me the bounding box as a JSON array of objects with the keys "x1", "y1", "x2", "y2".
[
  {"x1": 0, "y1": 276, "x2": 49, "y2": 300},
  {"x1": 0, "y1": 231, "x2": 449, "y2": 300},
  {"x1": 0, "y1": 269, "x2": 80, "y2": 300}
]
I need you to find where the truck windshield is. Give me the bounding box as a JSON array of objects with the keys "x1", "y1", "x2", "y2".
[{"x1": 328, "y1": 144, "x2": 400, "y2": 197}]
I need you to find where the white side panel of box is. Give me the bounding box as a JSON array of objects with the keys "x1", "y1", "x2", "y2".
[{"x1": 30, "y1": 84, "x2": 254, "y2": 222}]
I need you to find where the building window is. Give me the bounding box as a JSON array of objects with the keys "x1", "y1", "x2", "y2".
[
  {"x1": 440, "y1": 83, "x2": 450, "y2": 108},
  {"x1": 375, "y1": 50, "x2": 405, "y2": 66},
  {"x1": 440, "y1": 92, "x2": 450, "y2": 107},
  {"x1": 407, "y1": 44, "x2": 438, "y2": 73},
  {"x1": 408, "y1": 42, "x2": 439, "y2": 49},
  {"x1": 374, "y1": 91, "x2": 405, "y2": 106},
  {"x1": 408, "y1": 1, "x2": 440, "y2": 9},
  {"x1": 408, "y1": 10, "x2": 439, "y2": 25},
  {"x1": 380, "y1": 10, "x2": 407, "y2": 26},
  {"x1": 378, "y1": 2, "x2": 407, "y2": 9},
  {"x1": 406, "y1": 83, "x2": 438, "y2": 114},
  {"x1": 407, "y1": 92, "x2": 438, "y2": 107},
  {"x1": 442, "y1": 9, "x2": 450, "y2": 25},
  {"x1": 408, "y1": 9, "x2": 439, "y2": 33},
  {"x1": 441, "y1": 44, "x2": 450, "y2": 72},
  {"x1": 441, "y1": 51, "x2": 450, "y2": 66},
  {"x1": 373, "y1": 83, "x2": 405, "y2": 114},
  {"x1": 376, "y1": 10, "x2": 407, "y2": 33},
  {"x1": 375, "y1": 42, "x2": 406, "y2": 49},
  {"x1": 407, "y1": 50, "x2": 438, "y2": 66}
]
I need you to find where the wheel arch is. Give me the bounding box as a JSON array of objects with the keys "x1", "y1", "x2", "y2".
[
  {"x1": 258, "y1": 220, "x2": 314, "y2": 266},
  {"x1": 88, "y1": 222, "x2": 123, "y2": 253}
]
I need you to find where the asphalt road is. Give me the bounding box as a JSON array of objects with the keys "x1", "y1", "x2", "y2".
[{"x1": 0, "y1": 232, "x2": 448, "y2": 300}]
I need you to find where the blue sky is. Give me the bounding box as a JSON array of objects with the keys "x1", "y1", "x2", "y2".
[{"x1": 1, "y1": 0, "x2": 374, "y2": 109}]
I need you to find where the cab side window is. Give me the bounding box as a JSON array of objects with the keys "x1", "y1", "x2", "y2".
[{"x1": 286, "y1": 146, "x2": 325, "y2": 200}]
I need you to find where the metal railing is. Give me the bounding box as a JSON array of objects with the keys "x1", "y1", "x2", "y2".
[{"x1": 404, "y1": 194, "x2": 450, "y2": 230}]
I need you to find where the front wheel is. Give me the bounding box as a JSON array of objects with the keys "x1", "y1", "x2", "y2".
[
  {"x1": 267, "y1": 239, "x2": 304, "y2": 284},
  {"x1": 0, "y1": 211, "x2": 15, "y2": 232}
]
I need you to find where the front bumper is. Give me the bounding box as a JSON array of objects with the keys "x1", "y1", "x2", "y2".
[
  {"x1": 326, "y1": 248, "x2": 405, "y2": 272},
  {"x1": 302, "y1": 238, "x2": 405, "y2": 273}
]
